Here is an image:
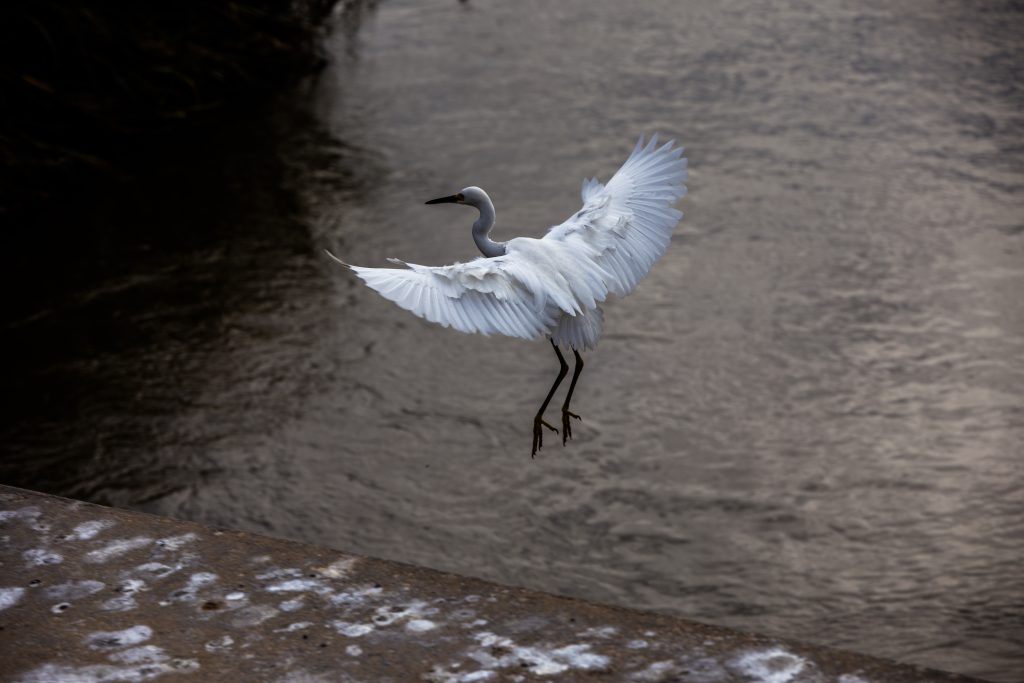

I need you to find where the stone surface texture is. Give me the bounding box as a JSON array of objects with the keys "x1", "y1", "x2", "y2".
[{"x1": 0, "y1": 485, "x2": 983, "y2": 682}]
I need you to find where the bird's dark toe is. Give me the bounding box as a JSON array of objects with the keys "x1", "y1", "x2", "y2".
[
  {"x1": 532, "y1": 417, "x2": 559, "y2": 457},
  {"x1": 561, "y1": 410, "x2": 582, "y2": 445}
]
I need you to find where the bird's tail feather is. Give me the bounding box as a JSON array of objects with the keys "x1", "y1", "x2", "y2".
[{"x1": 324, "y1": 249, "x2": 352, "y2": 268}]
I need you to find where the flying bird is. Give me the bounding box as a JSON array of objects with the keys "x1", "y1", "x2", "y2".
[{"x1": 328, "y1": 135, "x2": 687, "y2": 456}]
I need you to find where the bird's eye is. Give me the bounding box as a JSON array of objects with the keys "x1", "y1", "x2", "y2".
[{"x1": 456, "y1": 193, "x2": 465, "y2": 202}]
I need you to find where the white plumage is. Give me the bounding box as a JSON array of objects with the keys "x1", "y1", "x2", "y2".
[
  {"x1": 332, "y1": 134, "x2": 687, "y2": 351},
  {"x1": 328, "y1": 134, "x2": 687, "y2": 455}
]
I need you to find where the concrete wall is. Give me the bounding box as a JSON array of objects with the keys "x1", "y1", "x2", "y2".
[{"x1": 0, "y1": 485, "x2": 981, "y2": 682}]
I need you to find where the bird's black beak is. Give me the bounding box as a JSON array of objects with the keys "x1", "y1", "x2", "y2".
[{"x1": 425, "y1": 193, "x2": 463, "y2": 205}]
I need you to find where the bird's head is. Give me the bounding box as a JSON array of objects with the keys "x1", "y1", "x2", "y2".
[{"x1": 425, "y1": 186, "x2": 489, "y2": 208}]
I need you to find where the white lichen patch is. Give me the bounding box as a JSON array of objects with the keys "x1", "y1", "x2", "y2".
[
  {"x1": 86, "y1": 625, "x2": 153, "y2": 649},
  {"x1": 465, "y1": 632, "x2": 610, "y2": 677},
  {"x1": 627, "y1": 639, "x2": 649, "y2": 649},
  {"x1": 119, "y1": 579, "x2": 147, "y2": 594},
  {"x1": 256, "y1": 567, "x2": 304, "y2": 581},
  {"x1": 108, "y1": 645, "x2": 168, "y2": 665},
  {"x1": 85, "y1": 536, "x2": 153, "y2": 563},
  {"x1": 424, "y1": 668, "x2": 496, "y2": 683},
  {"x1": 100, "y1": 578, "x2": 149, "y2": 611},
  {"x1": 279, "y1": 597, "x2": 305, "y2": 612},
  {"x1": 230, "y1": 604, "x2": 279, "y2": 628},
  {"x1": 331, "y1": 621, "x2": 374, "y2": 637},
  {"x1": 266, "y1": 578, "x2": 331, "y2": 595},
  {"x1": 406, "y1": 619, "x2": 437, "y2": 633},
  {"x1": 68, "y1": 520, "x2": 114, "y2": 541},
  {"x1": 102, "y1": 578, "x2": 148, "y2": 612},
  {"x1": 23, "y1": 548, "x2": 63, "y2": 567},
  {"x1": 329, "y1": 584, "x2": 382, "y2": 608},
  {"x1": 205, "y1": 635, "x2": 234, "y2": 652},
  {"x1": 225, "y1": 591, "x2": 246, "y2": 602},
  {"x1": 0, "y1": 586, "x2": 26, "y2": 611},
  {"x1": 16, "y1": 661, "x2": 193, "y2": 683},
  {"x1": 45, "y1": 580, "x2": 106, "y2": 601},
  {"x1": 155, "y1": 533, "x2": 198, "y2": 551},
  {"x1": 838, "y1": 675, "x2": 872, "y2": 683},
  {"x1": 578, "y1": 625, "x2": 618, "y2": 639},
  {"x1": 369, "y1": 599, "x2": 438, "y2": 630},
  {"x1": 134, "y1": 562, "x2": 178, "y2": 578},
  {"x1": 169, "y1": 659, "x2": 199, "y2": 674},
  {"x1": 189, "y1": 572, "x2": 218, "y2": 587},
  {"x1": 0, "y1": 506, "x2": 41, "y2": 523},
  {"x1": 630, "y1": 660, "x2": 681, "y2": 682},
  {"x1": 345, "y1": 645, "x2": 362, "y2": 657},
  {"x1": 169, "y1": 571, "x2": 218, "y2": 603},
  {"x1": 731, "y1": 647, "x2": 809, "y2": 683},
  {"x1": 274, "y1": 621, "x2": 314, "y2": 632},
  {"x1": 102, "y1": 595, "x2": 139, "y2": 612}
]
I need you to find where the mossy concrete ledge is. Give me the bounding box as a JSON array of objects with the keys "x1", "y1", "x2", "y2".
[{"x1": 0, "y1": 485, "x2": 982, "y2": 683}]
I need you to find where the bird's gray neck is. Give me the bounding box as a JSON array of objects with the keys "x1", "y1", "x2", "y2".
[{"x1": 471, "y1": 198, "x2": 506, "y2": 258}]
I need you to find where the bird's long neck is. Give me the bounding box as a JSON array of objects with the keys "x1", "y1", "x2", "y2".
[{"x1": 471, "y1": 196, "x2": 506, "y2": 258}]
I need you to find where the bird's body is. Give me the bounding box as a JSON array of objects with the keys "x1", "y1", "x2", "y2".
[{"x1": 329, "y1": 135, "x2": 687, "y2": 455}]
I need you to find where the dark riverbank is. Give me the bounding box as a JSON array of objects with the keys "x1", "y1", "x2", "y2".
[
  {"x1": 2, "y1": 0, "x2": 363, "y2": 505},
  {"x1": 0, "y1": 0, "x2": 342, "y2": 218},
  {"x1": 2, "y1": 1, "x2": 364, "y2": 430}
]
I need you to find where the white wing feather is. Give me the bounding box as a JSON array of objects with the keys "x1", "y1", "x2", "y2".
[
  {"x1": 331, "y1": 232, "x2": 616, "y2": 341},
  {"x1": 330, "y1": 251, "x2": 555, "y2": 340},
  {"x1": 330, "y1": 135, "x2": 686, "y2": 343},
  {"x1": 545, "y1": 134, "x2": 688, "y2": 296}
]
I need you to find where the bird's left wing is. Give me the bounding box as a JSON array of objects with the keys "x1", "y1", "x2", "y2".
[
  {"x1": 327, "y1": 251, "x2": 560, "y2": 340},
  {"x1": 544, "y1": 135, "x2": 687, "y2": 297}
]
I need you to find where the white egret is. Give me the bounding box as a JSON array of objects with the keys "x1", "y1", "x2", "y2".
[{"x1": 328, "y1": 135, "x2": 687, "y2": 456}]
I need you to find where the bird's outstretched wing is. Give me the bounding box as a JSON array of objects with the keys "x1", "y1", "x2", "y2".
[
  {"x1": 329, "y1": 135, "x2": 685, "y2": 342},
  {"x1": 327, "y1": 251, "x2": 563, "y2": 340},
  {"x1": 544, "y1": 134, "x2": 688, "y2": 296}
]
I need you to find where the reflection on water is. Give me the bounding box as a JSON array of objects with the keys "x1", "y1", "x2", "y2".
[{"x1": 4, "y1": 1, "x2": 1024, "y2": 680}]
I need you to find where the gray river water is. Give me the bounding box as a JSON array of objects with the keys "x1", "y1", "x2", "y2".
[{"x1": 5, "y1": 0, "x2": 1024, "y2": 679}]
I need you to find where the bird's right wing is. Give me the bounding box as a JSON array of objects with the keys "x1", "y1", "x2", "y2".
[
  {"x1": 544, "y1": 135, "x2": 687, "y2": 296},
  {"x1": 328, "y1": 251, "x2": 562, "y2": 340}
]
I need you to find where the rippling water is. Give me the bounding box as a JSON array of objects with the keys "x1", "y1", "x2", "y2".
[{"x1": 5, "y1": 0, "x2": 1024, "y2": 679}]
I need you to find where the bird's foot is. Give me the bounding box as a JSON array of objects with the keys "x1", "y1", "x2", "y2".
[
  {"x1": 532, "y1": 417, "x2": 559, "y2": 458},
  {"x1": 561, "y1": 409, "x2": 582, "y2": 446}
]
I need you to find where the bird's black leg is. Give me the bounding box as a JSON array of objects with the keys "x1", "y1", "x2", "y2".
[
  {"x1": 560, "y1": 349, "x2": 584, "y2": 445},
  {"x1": 532, "y1": 340, "x2": 568, "y2": 458}
]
